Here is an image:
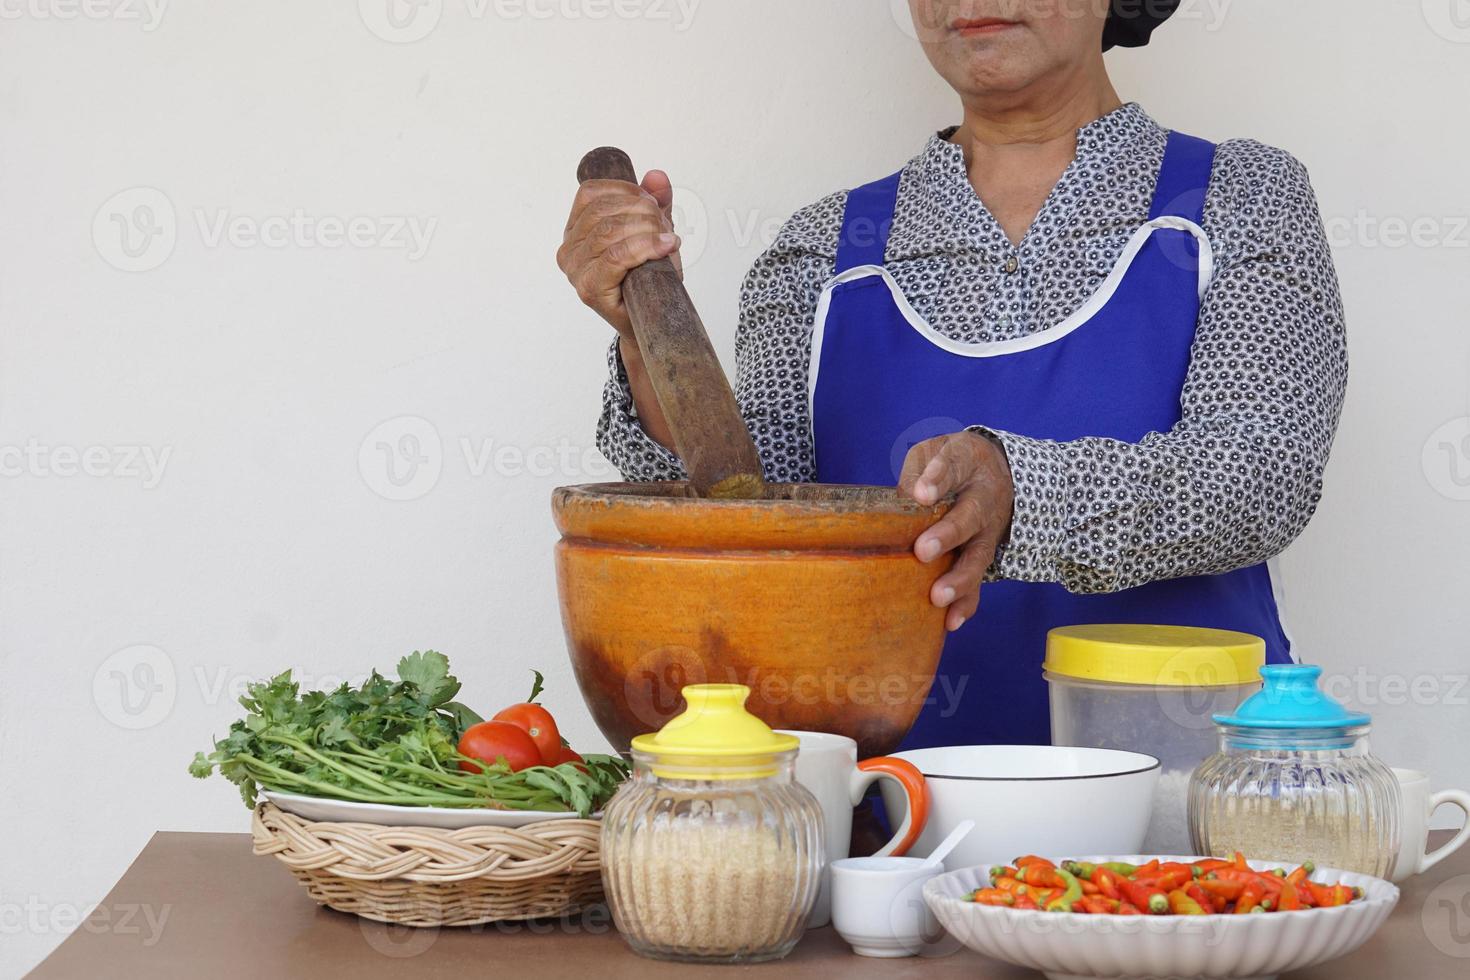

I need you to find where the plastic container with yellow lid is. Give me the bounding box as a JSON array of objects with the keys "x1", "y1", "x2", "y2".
[
  {"x1": 601, "y1": 684, "x2": 824, "y2": 963},
  {"x1": 1043, "y1": 625, "x2": 1265, "y2": 854}
]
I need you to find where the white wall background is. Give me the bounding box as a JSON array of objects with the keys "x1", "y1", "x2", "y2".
[{"x1": 2, "y1": 1, "x2": 1467, "y2": 973}]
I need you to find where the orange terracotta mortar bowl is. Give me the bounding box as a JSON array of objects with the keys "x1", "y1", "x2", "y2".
[{"x1": 552, "y1": 482, "x2": 955, "y2": 759}]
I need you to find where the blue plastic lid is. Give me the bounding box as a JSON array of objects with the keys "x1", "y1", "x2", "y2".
[{"x1": 1213, "y1": 664, "x2": 1371, "y2": 730}]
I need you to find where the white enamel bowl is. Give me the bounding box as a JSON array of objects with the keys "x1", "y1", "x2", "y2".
[
  {"x1": 880, "y1": 746, "x2": 1160, "y2": 869},
  {"x1": 924, "y1": 855, "x2": 1399, "y2": 980}
]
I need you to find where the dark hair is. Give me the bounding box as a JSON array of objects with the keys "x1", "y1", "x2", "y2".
[{"x1": 1103, "y1": 0, "x2": 1181, "y2": 50}]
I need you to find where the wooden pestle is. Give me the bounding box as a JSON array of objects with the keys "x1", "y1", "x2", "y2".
[{"x1": 576, "y1": 147, "x2": 766, "y2": 500}]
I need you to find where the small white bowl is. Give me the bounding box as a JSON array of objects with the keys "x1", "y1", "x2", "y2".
[
  {"x1": 924, "y1": 855, "x2": 1399, "y2": 980},
  {"x1": 830, "y1": 856, "x2": 943, "y2": 958},
  {"x1": 880, "y1": 745, "x2": 1159, "y2": 868}
]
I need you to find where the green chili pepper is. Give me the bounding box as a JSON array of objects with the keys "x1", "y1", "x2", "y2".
[
  {"x1": 1064, "y1": 861, "x2": 1097, "y2": 880},
  {"x1": 1045, "y1": 868, "x2": 1083, "y2": 912},
  {"x1": 1101, "y1": 861, "x2": 1140, "y2": 876}
]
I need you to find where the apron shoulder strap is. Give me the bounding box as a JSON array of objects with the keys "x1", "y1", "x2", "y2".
[
  {"x1": 1148, "y1": 131, "x2": 1217, "y2": 225},
  {"x1": 834, "y1": 170, "x2": 903, "y2": 273}
]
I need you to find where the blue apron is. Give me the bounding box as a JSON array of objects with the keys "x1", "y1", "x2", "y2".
[{"x1": 811, "y1": 132, "x2": 1292, "y2": 749}]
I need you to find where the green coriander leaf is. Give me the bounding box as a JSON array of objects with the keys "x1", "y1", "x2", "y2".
[{"x1": 396, "y1": 650, "x2": 461, "y2": 706}]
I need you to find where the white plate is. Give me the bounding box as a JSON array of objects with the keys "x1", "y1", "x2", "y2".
[
  {"x1": 261, "y1": 790, "x2": 590, "y2": 829},
  {"x1": 924, "y1": 855, "x2": 1399, "y2": 980}
]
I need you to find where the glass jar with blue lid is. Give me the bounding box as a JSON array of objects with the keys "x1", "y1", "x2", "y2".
[{"x1": 1188, "y1": 664, "x2": 1400, "y2": 877}]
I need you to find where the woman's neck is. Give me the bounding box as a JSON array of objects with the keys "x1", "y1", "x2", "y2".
[
  {"x1": 949, "y1": 62, "x2": 1122, "y2": 158},
  {"x1": 945, "y1": 63, "x2": 1122, "y2": 247}
]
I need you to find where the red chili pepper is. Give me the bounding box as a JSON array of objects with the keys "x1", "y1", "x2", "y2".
[
  {"x1": 1092, "y1": 866, "x2": 1122, "y2": 900},
  {"x1": 1134, "y1": 859, "x2": 1162, "y2": 878},
  {"x1": 1194, "y1": 858, "x2": 1233, "y2": 873},
  {"x1": 1276, "y1": 881, "x2": 1302, "y2": 911},
  {"x1": 1119, "y1": 879, "x2": 1169, "y2": 915},
  {"x1": 1185, "y1": 882, "x2": 1219, "y2": 913},
  {"x1": 1117, "y1": 902, "x2": 1143, "y2": 915},
  {"x1": 1233, "y1": 851, "x2": 1249, "y2": 871}
]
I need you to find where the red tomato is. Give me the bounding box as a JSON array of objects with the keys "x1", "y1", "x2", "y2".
[
  {"x1": 457, "y1": 721, "x2": 543, "y2": 773},
  {"x1": 492, "y1": 703, "x2": 562, "y2": 764}
]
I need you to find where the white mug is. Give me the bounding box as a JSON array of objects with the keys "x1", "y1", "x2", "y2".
[
  {"x1": 1391, "y1": 767, "x2": 1470, "y2": 882},
  {"x1": 781, "y1": 731, "x2": 929, "y2": 928}
]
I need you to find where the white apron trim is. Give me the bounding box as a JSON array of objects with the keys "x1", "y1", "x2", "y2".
[{"x1": 807, "y1": 216, "x2": 1213, "y2": 410}]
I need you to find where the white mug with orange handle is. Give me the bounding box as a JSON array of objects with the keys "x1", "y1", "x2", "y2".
[{"x1": 783, "y1": 730, "x2": 930, "y2": 928}]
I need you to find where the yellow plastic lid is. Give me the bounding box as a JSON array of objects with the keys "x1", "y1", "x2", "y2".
[
  {"x1": 630, "y1": 684, "x2": 797, "y2": 779},
  {"x1": 1043, "y1": 624, "x2": 1265, "y2": 688}
]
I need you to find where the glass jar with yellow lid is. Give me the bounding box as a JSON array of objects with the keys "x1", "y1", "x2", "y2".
[
  {"x1": 599, "y1": 684, "x2": 824, "y2": 963},
  {"x1": 1043, "y1": 624, "x2": 1265, "y2": 854}
]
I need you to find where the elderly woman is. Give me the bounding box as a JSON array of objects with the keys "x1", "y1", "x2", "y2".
[{"x1": 557, "y1": 1, "x2": 1346, "y2": 748}]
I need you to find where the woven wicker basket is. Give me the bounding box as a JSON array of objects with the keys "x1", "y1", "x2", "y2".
[{"x1": 252, "y1": 802, "x2": 604, "y2": 927}]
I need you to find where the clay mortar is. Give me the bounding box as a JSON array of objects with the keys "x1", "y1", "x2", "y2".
[{"x1": 553, "y1": 482, "x2": 954, "y2": 759}]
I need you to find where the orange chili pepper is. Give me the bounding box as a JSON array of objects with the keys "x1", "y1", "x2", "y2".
[
  {"x1": 1014, "y1": 855, "x2": 1056, "y2": 870},
  {"x1": 1215, "y1": 869, "x2": 1283, "y2": 893},
  {"x1": 1233, "y1": 851, "x2": 1249, "y2": 871},
  {"x1": 1198, "y1": 878, "x2": 1245, "y2": 902},
  {"x1": 1080, "y1": 896, "x2": 1121, "y2": 914},
  {"x1": 1234, "y1": 883, "x2": 1265, "y2": 914},
  {"x1": 1286, "y1": 864, "x2": 1311, "y2": 887},
  {"x1": 1013, "y1": 894, "x2": 1040, "y2": 911},
  {"x1": 971, "y1": 888, "x2": 1016, "y2": 906},
  {"x1": 1168, "y1": 889, "x2": 1208, "y2": 915},
  {"x1": 1135, "y1": 859, "x2": 1162, "y2": 878},
  {"x1": 1276, "y1": 881, "x2": 1302, "y2": 911},
  {"x1": 993, "y1": 876, "x2": 1026, "y2": 893},
  {"x1": 1092, "y1": 866, "x2": 1122, "y2": 900},
  {"x1": 1138, "y1": 869, "x2": 1192, "y2": 892},
  {"x1": 1194, "y1": 858, "x2": 1233, "y2": 873},
  {"x1": 1015, "y1": 865, "x2": 1068, "y2": 889}
]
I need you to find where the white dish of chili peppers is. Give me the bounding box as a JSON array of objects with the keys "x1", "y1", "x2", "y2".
[{"x1": 923, "y1": 854, "x2": 1398, "y2": 980}]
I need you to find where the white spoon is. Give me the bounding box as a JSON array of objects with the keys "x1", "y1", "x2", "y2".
[{"x1": 920, "y1": 819, "x2": 975, "y2": 871}]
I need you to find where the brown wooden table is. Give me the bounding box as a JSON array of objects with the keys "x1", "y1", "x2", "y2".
[{"x1": 30, "y1": 831, "x2": 1470, "y2": 979}]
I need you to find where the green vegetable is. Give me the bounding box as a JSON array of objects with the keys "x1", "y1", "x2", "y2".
[{"x1": 190, "y1": 651, "x2": 628, "y2": 816}]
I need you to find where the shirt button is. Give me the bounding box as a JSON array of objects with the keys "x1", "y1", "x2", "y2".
[{"x1": 1003, "y1": 255, "x2": 1019, "y2": 274}]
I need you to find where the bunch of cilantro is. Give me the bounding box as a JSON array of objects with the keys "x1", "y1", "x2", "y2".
[{"x1": 189, "y1": 651, "x2": 627, "y2": 817}]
